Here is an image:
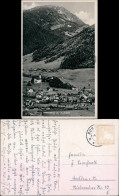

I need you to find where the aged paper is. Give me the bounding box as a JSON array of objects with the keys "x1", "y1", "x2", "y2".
[{"x1": 1, "y1": 119, "x2": 118, "y2": 195}]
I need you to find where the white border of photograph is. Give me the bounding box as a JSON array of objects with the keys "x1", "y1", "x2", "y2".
[{"x1": 21, "y1": 0, "x2": 98, "y2": 119}]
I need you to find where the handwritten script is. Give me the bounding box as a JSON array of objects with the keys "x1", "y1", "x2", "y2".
[{"x1": 1, "y1": 120, "x2": 60, "y2": 195}]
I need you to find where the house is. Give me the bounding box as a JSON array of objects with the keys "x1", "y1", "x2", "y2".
[
  {"x1": 88, "y1": 93, "x2": 93, "y2": 98},
  {"x1": 48, "y1": 88, "x2": 53, "y2": 92},
  {"x1": 58, "y1": 105, "x2": 65, "y2": 108},
  {"x1": 55, "y1": 95, "x2": 60, "y2": 100},
  {"x1": 66, "y1": 105, "x2": 74, "y2": 109},
  {"x1": 82, "y1": 94, "x2": 88, "y2": 100},
  {"x1": 49, "y1": 95, "x2": 55, "y2": 101},
  {"x1": 54, "y1": 99, "x2": 58, "y2": 102},
  {"x1": 85, "y1": 88, "x2": 92, "y2": 93},
  {"x1": 36, "y1": 100, "x2": 40, "y2": 103},
  {"x1": 72, "y1": 87, "x2": 77, "y2": 90},
  {"x1": 31, "y1": 74, "x2": 42, "y2": 84},
  {"x1": 27, "y1": 92, "x2": 36, "y2": 98},
  {"x1": 36, "y1": 94, "x2": 42, "y2": 99},
  {"x1": 25, "y1": 100, "x2": 30, "y2": 106},
  {"x1": 27, "y1": 89, "x2": 33, "y2": 93},
  {"x1": 43, "y1": 95, "x2": 49, "y2": 100}
]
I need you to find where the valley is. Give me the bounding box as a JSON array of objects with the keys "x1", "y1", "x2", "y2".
[
  {"x1": 22, "y1": 5, "x2": 95, "y2": 117},
  {"x1": 23, "y1": 56, "x2": 95, "y2": 116}
]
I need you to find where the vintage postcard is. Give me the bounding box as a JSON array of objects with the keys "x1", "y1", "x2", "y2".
[
  {"x1": 21, "y1": 0, "x2": 98, "y2": 117},
  {"x1": 1, "y1": 119, "x2": 118, "y2": 195}
]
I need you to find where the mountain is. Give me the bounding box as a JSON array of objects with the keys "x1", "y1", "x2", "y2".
[
  {"x1": 33, "y1": 25, "x2": 95, "y2": 69},
  {"x1": 60, "y1": 25, "x2": 95, "y2": 69},
  {"x1": 23, "y1": 5, "x2": 86, "y2": 55}
]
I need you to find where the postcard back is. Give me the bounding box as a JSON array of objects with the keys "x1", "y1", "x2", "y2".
[{"x1": 1, "y1": 119, "x2": 118, "y2": 195}]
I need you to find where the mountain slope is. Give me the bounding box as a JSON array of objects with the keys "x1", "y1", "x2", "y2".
[
  {"x1": 60, "y1": 25, "x2": 95, "y2": 69},
  {"x1": 32, "y1": 25, "x2": 95, "y2": 69},
  {"x1": 23, "y1": 5, "x2": 85, "y2": 55}
]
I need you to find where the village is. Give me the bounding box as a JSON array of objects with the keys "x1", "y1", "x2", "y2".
[{"x1": 23, "y1": 73, "x2": 95, "y2": 116}]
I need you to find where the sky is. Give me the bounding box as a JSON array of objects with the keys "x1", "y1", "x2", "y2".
[{"x1": 23, "y1": 1, "x2": 95, "y2": 25}]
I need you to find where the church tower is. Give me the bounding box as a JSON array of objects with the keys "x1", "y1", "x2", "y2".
[
  {"x1": 39, "y1": 73, "x2": 42, "y2": 88},
  {"x1": 39, "y1": 74, "x2": 42, "y2": 80}
]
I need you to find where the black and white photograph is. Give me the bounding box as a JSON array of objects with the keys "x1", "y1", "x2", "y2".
[{"x1": 22, "y1": 0, "x2": 97, "y2": 117}]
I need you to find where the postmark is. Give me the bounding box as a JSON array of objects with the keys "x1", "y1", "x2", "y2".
[
  {"x1": 95, "y1": 125, "x2": 115, "y2": 145},
  {"x1": 86, "y1": 124, "x2": 102, "y2": 147}
]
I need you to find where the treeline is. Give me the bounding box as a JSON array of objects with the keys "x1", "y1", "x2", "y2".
[
  {"x1": 60, "y1": 27, "x2": 95, "y2": 69},
  {"x1": 32, "y1": 26, "x2": 95, "y2": 69},
  {"x1": 49, "y1": 77, "x2": 73, "y2": 89}
]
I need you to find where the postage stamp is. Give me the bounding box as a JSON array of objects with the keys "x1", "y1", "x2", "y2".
[{"x1": 95, "y1": 125, "x2": 115, "y2": 145}]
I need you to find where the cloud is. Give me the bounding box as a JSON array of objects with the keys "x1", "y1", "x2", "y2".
[
  {"x1": 75, "y1": 11, "x2": 94, "y2": 25},
  {"x1": 23, "y1": 2, "x2": 39, "y2": 10}
]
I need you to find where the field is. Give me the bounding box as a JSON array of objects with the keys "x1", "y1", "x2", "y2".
[
  {"x1": 43, "y1": 68, "x2": 95, "y2": 91},
  {"x1": 23, "y1": 53, "x2": 63, "y2": 70},
  {"x1": 24, "y1": 105, "x2": 95, "y2": 117},
  {"x1": 23, "y1": 53, "x2": 95, "y2": 90}
]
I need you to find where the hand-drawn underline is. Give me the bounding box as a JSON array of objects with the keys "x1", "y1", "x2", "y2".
[
  {"x1": 62, "y1": 163, "x2": 117, "y2": 166},
  {"x1": 70, "y1": 179, "x2": 116, "y2": 181}
]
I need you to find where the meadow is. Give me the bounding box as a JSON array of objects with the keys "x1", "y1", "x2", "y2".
[{"x1": 23, "y1": 53, "x2": 95, "y2": 91}]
